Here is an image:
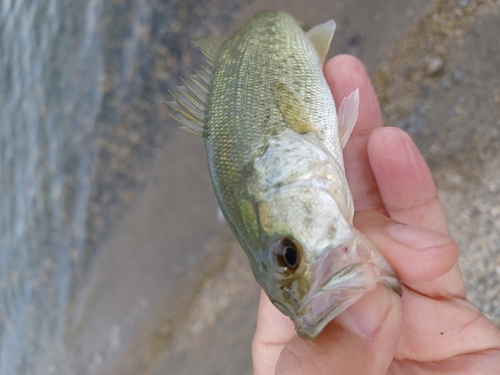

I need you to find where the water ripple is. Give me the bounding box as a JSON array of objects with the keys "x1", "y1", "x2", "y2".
[{"x1": 0, "y1": 1, "x2": 103, "y2": 373}]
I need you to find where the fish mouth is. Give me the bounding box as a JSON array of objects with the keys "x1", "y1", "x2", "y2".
[
  {"x1": 293, "y1": 262, "x2": 379, "y2": 340},
  {"x1": 270, "y1": 229, "x2": 400, "y2": 340},
  {"x1": 291, "y1": 232, "x2": 385, "y2": 339}
]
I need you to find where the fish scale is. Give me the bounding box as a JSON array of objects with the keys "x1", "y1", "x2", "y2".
[
  {"x1": 205, "y1": 13, "x2": 337, "y2": 233},
  {"x1": 168, "y1": 11, "x2": 400, "y2": 339}
]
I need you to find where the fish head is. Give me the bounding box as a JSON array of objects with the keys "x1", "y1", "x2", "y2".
[
  {"x1": 254, "y1": 184, "x2": 381, "y2": 339},
  {"x1": 243, "y1": 131, "x2": 384, "y2": 339}
]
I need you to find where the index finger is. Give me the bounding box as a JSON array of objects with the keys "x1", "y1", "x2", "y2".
[{"x1": 324, "y1": 55, "x2": 385, "y2": 213}]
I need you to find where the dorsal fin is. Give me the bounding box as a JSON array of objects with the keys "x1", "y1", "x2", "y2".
[
  {"x1": 192, "y1": 36, "x2": 226, "y2": 65},
  {"x1": 273, "y1": 82, "x2": 318, "y2": 135},
  {"x1": 167, "y1": 64, "x2": 214, "y2": 137},
  {"x1": 306, "y1": 20, "x2": 336, "y2": 63},
  {"x1": 338, "y1": 88, "x2": 359, "y2": 149},
  {"x1": 167, "y1": 36, "x2": 226, "y2": 137},
  {"x1": 168, "y1": 34, "x2": 225, "y2": 137}
]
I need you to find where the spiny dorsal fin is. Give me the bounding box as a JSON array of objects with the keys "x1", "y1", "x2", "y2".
[
  {"x1": 338, "y1": 88, "x2": 359, "y2": 149},
  {"x1": 306, "y1": 20, "x2": 336, "y2": 63},
  {"x1": 273, "y1": 81, "x2": 318, "y2": 135},
  {"x1": 168, "y1": 33, "x2": 223, "y2": 137},
  {"x1": 192, "y1": 36, "x2": 226, "y2": 65},
  {"x1": 167, "y1": 64, "x2": 214, "y2": 137}
]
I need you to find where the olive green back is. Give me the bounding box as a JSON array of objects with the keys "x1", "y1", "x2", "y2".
[{"x1": 203, "y1": 11, "x2": 337, "y2": 261}]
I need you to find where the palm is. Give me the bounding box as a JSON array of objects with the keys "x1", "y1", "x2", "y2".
[
  {"x1": 390, "y1": 286, "x2": 500, "y2": 373},
  {"x1": 252, "y1": 55, "x2": 500, "y2": 375}
]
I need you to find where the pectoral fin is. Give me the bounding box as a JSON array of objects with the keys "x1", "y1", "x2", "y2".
[
  {"x1": 273, "y1": 82, "x2": 318, "y2": 135},
  {"x1": 306, "y1": 20, "x2": 336, "y2": 63},
  {"x1": 338, "y1": 89, "x2": 360, "y2": 149}
]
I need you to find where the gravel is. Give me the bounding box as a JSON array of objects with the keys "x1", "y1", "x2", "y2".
[{"x1": 374, "y1": 0, "x2": 500, "y2": 326}]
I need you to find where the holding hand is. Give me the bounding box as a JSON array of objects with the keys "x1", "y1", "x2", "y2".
[{"x1": 252, "y1": 55, "x2": 500, "y2": 375}]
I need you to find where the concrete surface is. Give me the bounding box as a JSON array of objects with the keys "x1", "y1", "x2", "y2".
[
  {"x1": 55, "y1": 1, "x2": 500, "y2": 374},
  {"x1": 374, "y1": 0, "x2": 500, "y2": 322}
]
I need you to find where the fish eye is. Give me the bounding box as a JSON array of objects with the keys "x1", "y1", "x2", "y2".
[{"x1": 268, "y1": 238, "x2": 302, "y2": 274}]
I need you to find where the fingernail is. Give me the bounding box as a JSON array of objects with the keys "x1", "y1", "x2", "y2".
[
  {"x1": 335, "y1": 284, "x2": 391, "y2": 341},
  {"x1": 389, "y1": 224, "x2": 448, "y2": 248}
]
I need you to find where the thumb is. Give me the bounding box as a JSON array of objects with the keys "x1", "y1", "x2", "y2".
[{"x1": 276, "y1": 283, "x2": 401, "y2": 375}]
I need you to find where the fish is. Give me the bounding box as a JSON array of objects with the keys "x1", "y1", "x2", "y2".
[{"x1": 168, "y1": 11, "x2": 401, "y2": 339}]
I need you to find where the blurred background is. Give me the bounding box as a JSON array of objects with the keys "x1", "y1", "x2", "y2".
[{"x1": 0, "y1": 0, "x2": 499, "y2": 374}]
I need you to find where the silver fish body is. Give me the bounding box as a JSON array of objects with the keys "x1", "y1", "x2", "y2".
[{"x1": 169, "y1": 11, "x2": 400, "y2": 339}]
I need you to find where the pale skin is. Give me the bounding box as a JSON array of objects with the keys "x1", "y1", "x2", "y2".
[{"x1": 252, "y1": 55, "x2": 500, "y2": 375}]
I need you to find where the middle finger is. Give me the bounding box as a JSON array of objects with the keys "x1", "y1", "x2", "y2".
[{"x1": 324, "y1": 55, "x2": 386, "y2": 213}]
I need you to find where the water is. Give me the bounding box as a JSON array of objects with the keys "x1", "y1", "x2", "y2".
[
  {"x1": 1, "y1": 1, "x2": 103, "y2": 372},
  {"x1": 0, "y1": 0, "x2": 171, "y2": 372}
]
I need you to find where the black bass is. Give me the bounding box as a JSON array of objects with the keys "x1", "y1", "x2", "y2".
[{"x1": 168, "y1": 11, "x2": 401, "y2": 339}]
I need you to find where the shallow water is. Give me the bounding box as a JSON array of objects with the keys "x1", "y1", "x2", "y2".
[
  {"x1": 1, "y1": 1, "x2": 103, "y2": 372},
  {"x1": 0, "y1": 0, "x2": 173, "y2": 372}
]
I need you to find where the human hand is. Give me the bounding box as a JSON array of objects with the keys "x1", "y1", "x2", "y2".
[{"x1": 252, "y1": 55, "x2": 500, "y2": 374}]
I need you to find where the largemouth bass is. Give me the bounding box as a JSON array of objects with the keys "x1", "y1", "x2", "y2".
[{"x1": 168, "y1": 11, "x2": 401, "y2": 339}]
